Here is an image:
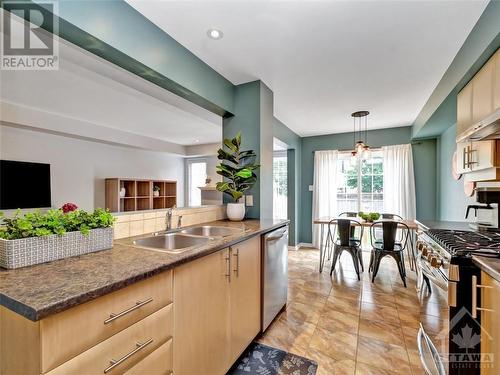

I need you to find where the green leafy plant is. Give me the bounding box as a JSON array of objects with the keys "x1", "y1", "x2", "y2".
[
  {"x1": 153, "y1": 185, "x2": 161, "y2": 192},
  {"x1": 358, "y1": 211, "x2": 380, "y2": 222},
  {"x1": 0, "y1": 208, "x2": 115, "y2": 240},
  {"x1": 215, "y1": 132, "x2": 260, "y2": 202}
]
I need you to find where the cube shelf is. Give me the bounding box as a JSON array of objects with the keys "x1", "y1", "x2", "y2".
[{"x1": 105, "y1": 178, "x2": 177, "y2": 213}]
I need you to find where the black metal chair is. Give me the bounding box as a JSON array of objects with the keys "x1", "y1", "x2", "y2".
[
  {"x1": 328, "y1": 219, "x2": 364, "y2": 280},
  {"x1": 325, "y1": 212, "x2": 359, "y2": 260},
  {"x1": 381, "y1": 213, "x2": 404, "y2": 220},
  {"x1": 369, "y1": 220, "x2": 410, "y2": 287}
]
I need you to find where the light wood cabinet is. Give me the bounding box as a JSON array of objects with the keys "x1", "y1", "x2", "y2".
[
  {"x1": 0, "y1": 271, "x2": 173, "y2": 375},
  {"x1": 46, "y1": 304, "x2": 172, "y2": 375},
  {"x1": 479, "y1": 271, "x2": 500, "y2": 375},
  {"x1": 457, "y1": 82, "x2": 473, "y2": 137},
  {"x1": 124, "y1": 338, "x2": 172, "y2": 375},
  {"x1": 472, "y1": 58, "x2": 494, "y2": 125},
  {"x1": 173, "y1": 248, "x2": 231, "y2": 375},
  {"x1": 493, "y1": 49, "x2": 500, "y2": 111},
  {"x1": 173, "y1": 236, "x2": 262, "y2": 375},
  {"x1": 229, "y1": 237, "x2": 261, "y2": 364},
  {"x1": 457, "y1": 140, "x2": 500, "y2": 181},
  {"x1": 457, "y1": 48, "x2": 500, "y2": 141},
  {"x1": 41, "y1": 271, "x2": 172, "y2": 372}
]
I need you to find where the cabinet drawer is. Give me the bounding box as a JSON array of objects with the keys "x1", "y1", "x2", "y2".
[
  {"x1": 41, "y1": 271, "x2": 172, "y2": 372},
  {"x1": 124, "y1": 338, "x2": 172, "y2": 375},
  {"x1": 46, "y1": 304, "x2": 173, "y2": 375}
]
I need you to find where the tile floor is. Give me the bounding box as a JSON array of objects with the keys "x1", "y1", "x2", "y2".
[{"x1": 256, "y1": 248, "x2": 449, "y2": 375}]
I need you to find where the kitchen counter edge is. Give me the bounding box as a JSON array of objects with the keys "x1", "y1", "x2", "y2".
[{"x1": 0, "y1": 219, "x2": 289, "y2": 321}]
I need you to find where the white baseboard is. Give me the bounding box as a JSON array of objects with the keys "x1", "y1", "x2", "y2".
[{"x1": 296, "y1": 242, "x2": 316, "y2": 249}]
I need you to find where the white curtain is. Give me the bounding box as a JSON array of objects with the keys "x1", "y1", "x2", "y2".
[
  {"x1": 382, "y1": 144, "x2": 416, "y2": 220},
  {"x1": 312, "y1": 150, "x2": 338, "y2": 248}
]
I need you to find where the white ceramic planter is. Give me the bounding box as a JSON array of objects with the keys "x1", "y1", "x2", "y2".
[{"x1": 227, "y1": 203, "x2": 245, "y2": 221}]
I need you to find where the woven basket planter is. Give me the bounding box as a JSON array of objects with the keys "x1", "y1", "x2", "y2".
[{"x1": 0, "y1": 227, "x2": 113, "y2": 269}]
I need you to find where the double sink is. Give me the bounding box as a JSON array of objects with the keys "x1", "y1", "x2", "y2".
[{"x1": 133, "y1": 225, "x2": 245, "y2": 253}]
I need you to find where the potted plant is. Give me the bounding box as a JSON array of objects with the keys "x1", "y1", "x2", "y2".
[
  {"x1": 0, "y1": 204, "x2": 115, "y2": 269},
  {"x1": 153, "y1": 185, "x2": 161, "y2": 197},
  {"x1": 216, "y1": 132, "x2": 259, "y2": 221}
]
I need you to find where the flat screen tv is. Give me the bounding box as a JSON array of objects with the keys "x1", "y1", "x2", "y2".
[{"x1": 0, "y1": 160, "x2": 51, "y2": 209}]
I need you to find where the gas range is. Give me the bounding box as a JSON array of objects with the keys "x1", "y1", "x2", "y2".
[
  {"x1": 426, "y1": 229, "x2": 500, "y2": 258},
  {"x1": 416, "y1": 229, "x2": 500, "y2": 286}
]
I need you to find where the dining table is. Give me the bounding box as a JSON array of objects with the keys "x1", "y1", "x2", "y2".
[{"x1": 313, "y1": 217, "x2": 419, "y2": 273}]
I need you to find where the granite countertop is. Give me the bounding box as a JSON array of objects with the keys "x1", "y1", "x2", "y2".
[
  {"x1": 416, "y1": 220, "x2": 473, "y2": 231},
  {"x1": 472, "y1": 256, "x2": 500, "y2": 283},
  {"x1": 0, "y1": 219, "x2": 288, "y2": 321}
]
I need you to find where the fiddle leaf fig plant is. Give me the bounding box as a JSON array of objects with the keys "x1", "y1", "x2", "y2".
[{"x1": 216, "y1": 132, "x2": 260, "y2": 202}]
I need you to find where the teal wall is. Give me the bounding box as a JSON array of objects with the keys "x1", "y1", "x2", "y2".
[
  {"x1": 437, "y1": 125, "x2": 476, "y2": 221},
  {"x1": 273, "y1": 119, "x2": 302, "y2": 246},
  {"x1": 413, "y1": 0, "x2": 500, "y2": 138},
  {"x1": 299, "y1": 126, "x2": 437, "y2": 244},
  {"x1": 222, "y1": 82, "x2": 261, "y2": 218}
]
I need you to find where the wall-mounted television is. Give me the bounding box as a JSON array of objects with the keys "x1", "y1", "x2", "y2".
[{"x1": 0, "y1": 160, "x2": 51, "y2": 209}]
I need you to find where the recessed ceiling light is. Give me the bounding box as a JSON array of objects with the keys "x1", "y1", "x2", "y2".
[
  {"x1": 194, "y1": 139, "x2": 200, "y2": 143},
  {"x1": 207, "y1": 28, "x2": 223, "y2": 40}
]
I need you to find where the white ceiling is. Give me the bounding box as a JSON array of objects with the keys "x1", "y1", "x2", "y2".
[
  {"x1": 0, "y1": 22, "x2": 222, "y2": 148},
  {"x1": 128, "y1": 0, "x2": 488, "y2": 136}
]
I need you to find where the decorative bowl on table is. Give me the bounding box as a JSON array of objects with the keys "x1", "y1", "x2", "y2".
[{"x1": 358, "y1": 212, "x2": 380, "y2": 223}]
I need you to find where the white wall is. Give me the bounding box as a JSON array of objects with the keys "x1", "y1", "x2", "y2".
[{"x1": 0, "y1": 126, "x2": 185, "y2": 212}]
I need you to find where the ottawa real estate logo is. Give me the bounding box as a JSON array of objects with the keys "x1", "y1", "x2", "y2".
[{"x1": 1, "y1": 1, "x2": 59, "y2": 70}]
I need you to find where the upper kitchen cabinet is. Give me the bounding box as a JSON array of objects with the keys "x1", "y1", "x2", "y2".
[
  {"x1": 495, "y1": 49, "x2": 500, "y2": 111},
  {"x1": 457, "y1": 48, "x2": 500, "y2": 142},
  {"x1": 457, "y1": 140, "x2": 500, "y2": 181},
  {"x1": 457, "y1": 81, "x2": 473, "y2": 137},
  {"x1": 472, "y1": 57, "x2": 495, "y2": 125}
]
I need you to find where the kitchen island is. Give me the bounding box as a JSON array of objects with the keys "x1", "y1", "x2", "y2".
[{"x1": 0, "y1": 218, "x2": 288, "y2": 375}]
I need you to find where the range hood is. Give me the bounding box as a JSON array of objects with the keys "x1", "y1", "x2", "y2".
[{"x1": 457, "y1": 108, "x2": 500, "y2": 142}]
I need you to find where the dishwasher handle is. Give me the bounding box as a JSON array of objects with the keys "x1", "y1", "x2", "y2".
[{"x1": 265, "y1": 229, "x2": 288, "y2": 242}]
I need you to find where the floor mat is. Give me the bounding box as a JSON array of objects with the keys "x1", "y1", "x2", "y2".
[{"x1": 227, "y1": 342, "x2": 318, "y2": 375}]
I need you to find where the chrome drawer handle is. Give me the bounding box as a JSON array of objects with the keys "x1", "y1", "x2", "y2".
[
  {"x1": 104, "y1": 298, "x2": 154, "y2": 325},
  {"x1": 104, "y1": 338, "x2": 153, "y2": 373}
]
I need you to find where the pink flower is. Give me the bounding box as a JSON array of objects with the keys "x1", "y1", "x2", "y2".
[{"x1": 61, "y1": 203, "x2": 78, "y2": 213}]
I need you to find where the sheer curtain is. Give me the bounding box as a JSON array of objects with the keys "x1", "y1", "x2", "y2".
[
  {"x1": 312, "y1": 150, "x2": 338, "y2": 248},
  {"x1": 382, "y1": 144, "x2": 416, "y2": 220}
]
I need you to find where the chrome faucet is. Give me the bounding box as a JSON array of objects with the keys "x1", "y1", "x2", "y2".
[
  {"x1": 165, "y1": 208, "x2": 173, "y2": 231},
  {"x1": 177, "y1": 215, "x2": 183, "y2": 229}
]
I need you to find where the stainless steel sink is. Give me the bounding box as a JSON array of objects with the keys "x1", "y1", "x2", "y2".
[
  {"x1": 133, "y1": 233, "x2": 208, "y2": 253},
  {"x1": 180, "y1": 225, "x2": 244, "y2": 237}
]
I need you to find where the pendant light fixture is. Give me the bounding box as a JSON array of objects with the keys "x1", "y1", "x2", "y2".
[{"x1": 350, "y1": 110, "x2": 370, "y2": 158}]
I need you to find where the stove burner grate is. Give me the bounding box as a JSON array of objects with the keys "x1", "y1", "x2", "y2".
[{"x1": 426, "y1": 229, "x2": 500, "y2": 257}]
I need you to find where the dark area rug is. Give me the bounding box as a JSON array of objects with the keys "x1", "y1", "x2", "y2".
[{"x1": 227, "y1": 342, "x2": 318, "y2": 375}]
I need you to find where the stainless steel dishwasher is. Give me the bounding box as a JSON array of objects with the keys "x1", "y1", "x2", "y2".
[{"x1": 261, "y1": 225, "x2": 288, "y2": 331}]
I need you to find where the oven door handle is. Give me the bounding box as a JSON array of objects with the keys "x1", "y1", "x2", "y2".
[
  {"x1": 417, "y1": 324, "x2": 446, "y2": 375},
  {"x1": 417, "y1": 259, "x2": 448, "y2": 291}
]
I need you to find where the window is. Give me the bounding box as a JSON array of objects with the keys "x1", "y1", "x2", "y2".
[
  {"x1": 273, "y1": 152, "x2": 287, "y2": 219},
  {"x1": 336, "y1": 150, "x2": 383, "y2": 213},
  {"x1": 187, "y1": 160, "x2": 207, "y2": 206}
]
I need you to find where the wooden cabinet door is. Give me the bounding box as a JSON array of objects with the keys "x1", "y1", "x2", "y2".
[
  {"x1": 457, "y1": 82, "x2": 473, "y2": 137},
  {"x1": 173, "y1": 249, "x2": 231, "y2": 375},
  {"x1": 480, "y1": 271, "x2": 500, "y2": 375},
  {"x1": 472, "y1": 58, "x2": 494, "y2": 125},
  {"x1": 229, "y1": 236, "x2": 261, "y2": 363},
  {"x1": 494, "y1": 49, "x2": 500, "y2": 112},
  {"x1": 470, "y1": 141, "x2": 496, "y2": 171}
]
